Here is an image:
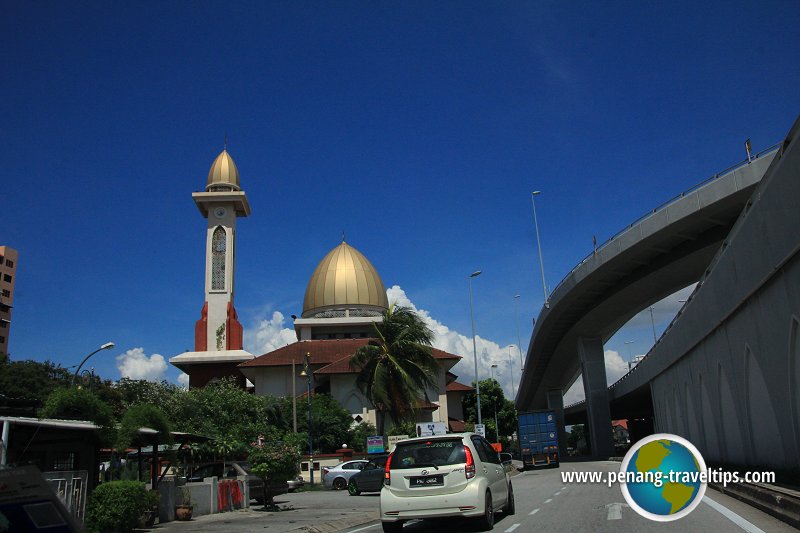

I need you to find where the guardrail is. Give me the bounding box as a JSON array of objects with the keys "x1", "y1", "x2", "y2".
[{"x1": 547, "y1": 144, "x2": 780, "y2": 304}]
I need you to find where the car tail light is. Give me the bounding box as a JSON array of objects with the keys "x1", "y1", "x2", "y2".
[
  {"x1": 384, "y1": 452, "x2": 394, "y2": 486},
  {"x1": 322, "y1": 467, "x2": 330, "y2": 476},
  {"x1": 464, "y1": 446, "x2": 476, "y2": 479}
]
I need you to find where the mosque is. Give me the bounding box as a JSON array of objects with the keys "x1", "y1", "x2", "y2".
[{"x1": 170, "y1": 149, "x2": 474, "y2": 432}]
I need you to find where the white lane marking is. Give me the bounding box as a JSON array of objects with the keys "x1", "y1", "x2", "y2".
[
  {"x1": 529, "y1": 508, "x2": 540, "y2": 516},
  {"x1": 606, "y1": 503, "x2": 628, "y2": 520},
  {"x1": 544, "y1": 498, "x2": 552, "y2": 503},
  {"x1": 554, "y1": 491, "x2": 562, "y2": 496},
  {"x1": 703, "y1": 496, "x2": 767, "y2": 533},
  {"x1": 504, "y1": 524, "x2": 521, "y2": 533},
  {"x1": 561, "y1": 486, "x2": 567, "y2": 490}
]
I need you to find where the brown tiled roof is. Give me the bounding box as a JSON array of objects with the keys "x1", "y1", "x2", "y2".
[
  {"x1": 448, "y1": 419, "x2": 467, "y2": 432},
  {"x1": 446, "y1": 381, "x2": 474, "y2": 392},
  {"x1": 239, "y1": 339, "x2": 372, "y2": 367},
  {"x1": 240, "y1": 339, "x2": 460, "y2": 370},
  {"x1": 315, "y1": 356, "x2": 355, "y2": 374}
]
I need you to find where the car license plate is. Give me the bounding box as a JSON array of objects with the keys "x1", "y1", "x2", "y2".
[{"x1": 410, "y1": 475, "x2": 443, "y2": 487}]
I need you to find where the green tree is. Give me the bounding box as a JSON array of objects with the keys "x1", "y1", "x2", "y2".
[
  {"x1": 116, "y1": 404, "x2": 173, "y2": 451},
  {"x1": 0, "y1": 359, "x2": 72, "y2": 414},
  {"x1": 39, "y1": 387, "x2": 115, "y2": 444},
  {"x1": 350, "y1": 304, "x2": 439, "y2": 435},
  {"x1": 462, "y1": 378, "x2": 517, "y2": 440},
  {"x1": 249, "y1": 442, "x2": 301, "y2": 507},
  {"x1": 168, "y1": 378, "x2": 283, "y2": 452},
  {"x1": 348, "y1": 422, "x2": 378, "y2": 452},
  {"x1": 278, "y1": 393, "x2": 354, "y2": 453}
]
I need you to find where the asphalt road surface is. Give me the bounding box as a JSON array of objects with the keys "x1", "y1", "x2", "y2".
[
  {"x1": 343, "y1": 460, "x2": 794, "y2": 533},
  {"x1": 154, "y1": 460, "x2": 793, "y2": 532}
]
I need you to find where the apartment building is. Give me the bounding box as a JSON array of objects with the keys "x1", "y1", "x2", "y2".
[{"x1": 0, "y1": 246, "x2": 18, "y2": 356}]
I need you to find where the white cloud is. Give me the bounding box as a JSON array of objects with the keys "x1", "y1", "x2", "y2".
[
  {"x1": 563, "y1": 350, "x2": 630, "y2": 405},
  {"x1": 177, "y1": 373, "x2": 189, "y2": 389},
  {"x1": 244, "y1": 311, "x2": 298, "y2": 355},
  {"x1": 387, "y1": 286, "x2": 522, "y2": 400},
  {"x1": 116, "y1": 348, "x2": 168, "y2": 382}
]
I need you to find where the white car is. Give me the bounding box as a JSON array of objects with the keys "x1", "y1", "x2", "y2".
[{"x1": 380, "y1": 432, "x2": 515, "y2": 532}]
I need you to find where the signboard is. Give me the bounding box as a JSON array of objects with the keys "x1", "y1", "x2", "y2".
[
  {"x1": 474, "y1": 424, "x2": 486, "y2": 437},
  {"x1": 387, "y1": 435, "x2": 408, "y2": 452},
  {"x1": 415, "y1": 422, "x2": 447, "y2": 437},
  {"x1": 367, "y1": 435, "x2": 385, "y2": 454}
]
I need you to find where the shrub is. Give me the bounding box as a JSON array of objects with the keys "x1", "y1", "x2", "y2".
[{"x1": 85, "y1": 481, "x2": 151, "y2": 533}]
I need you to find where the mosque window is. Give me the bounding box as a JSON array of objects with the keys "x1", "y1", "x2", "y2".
[{"x1": 212, "y1": 227, "x2": 226, "y2": 290}]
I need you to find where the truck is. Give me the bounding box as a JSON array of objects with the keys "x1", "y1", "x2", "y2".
[{"x1": 518, "y1": 410, "x2": 559, "y2": 469}]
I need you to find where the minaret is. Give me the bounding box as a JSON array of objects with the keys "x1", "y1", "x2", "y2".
[{"x1": 170, "y1": 148, "x2": 254, "y2": 387}]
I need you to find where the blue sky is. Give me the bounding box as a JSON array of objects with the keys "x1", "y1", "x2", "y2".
[{"x1": 3, "y1": 2, "x2": 799, "y2": 400}]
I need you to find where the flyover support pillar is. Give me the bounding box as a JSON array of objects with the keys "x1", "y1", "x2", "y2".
[
  {"x1": 546, "y1": 389, "x2": 568, "y2": 457},
  {"x1": 578, "y1": 337, "x2": 614, "y2": 458}
]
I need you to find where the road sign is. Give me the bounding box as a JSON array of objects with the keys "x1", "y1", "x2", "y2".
[
  {"x1": 474, "y1": 424, "x2": 486, "y2": 437},
  {"x1": 367, "y1": 435, "x2": 385, "y2": 454},
  {"x1": 415, "y1": 422, "x2": 446, "y2": 437}
]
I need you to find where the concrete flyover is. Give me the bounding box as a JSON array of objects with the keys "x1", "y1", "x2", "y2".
[
  {"x1": 516, "y1": 142, "x2": 778, "y2": 457},
  {"x1": 606, "y1": 117, "x2": 800, "y2": 472}
]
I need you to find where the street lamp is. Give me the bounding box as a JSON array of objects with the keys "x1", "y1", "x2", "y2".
[
  {"x1": 624, "y1": 340, "x2": 634, "y2": 370},
  {"x1": 71, "y1": 342, "x2": 115, "y2": 387},
  {"x1": 506, "y1": 345, "x2": 517, "y2": 398},
  {"x1": 531, "y1": 191, "x2": 549, "y2": 308},
  {"x1": 490, "y1": 364, "x2": 500, "y2": 441},
  {"x1": 300, "y1": 352, "x2": 314, "y2": 484},
  {"x1": 513, "y1": 294, "x2": 523, "y2": 370},
  {"x1": 468, "y1": 270, "x2": 483, "y2": 426},
  {"x1": 648, "y1": 306, "x2": 657, "y2": 343}
]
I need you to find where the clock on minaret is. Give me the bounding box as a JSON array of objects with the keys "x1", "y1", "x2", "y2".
[{"x1": 169, "y1": 148, "x2": 255, "y2": 388}]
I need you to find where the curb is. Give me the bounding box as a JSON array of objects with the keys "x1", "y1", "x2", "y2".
[
  {"x1": 709, "y1": 482, "x2": 800, "y2": 530},
  {"x1": 284, "y1": 511, "x2": 379, "y2": 533}
]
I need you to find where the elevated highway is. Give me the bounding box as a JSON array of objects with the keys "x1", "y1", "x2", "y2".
[{"x1": 516, "y1": 142, "x2": 778, "y2": 457}]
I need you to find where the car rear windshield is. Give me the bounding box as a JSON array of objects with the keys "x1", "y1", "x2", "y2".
[{"x1": 390, "y1": 438, "x2": 466, "y2": 469}]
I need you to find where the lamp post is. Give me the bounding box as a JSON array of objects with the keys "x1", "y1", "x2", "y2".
[
  {"x1": 531, "y1": 191, "x2": 549, "y2": 308},
  {"x1": 301, "y1": 352, "x2": 314, "y2": 484},
  {"x1": 506, "y1": 345, "x2": 517, "y2": 398},
  {"x1": 513, "y1": 294, "x2": 523, "y2": 370},
  {"x1": 625, "y1": 340, "x2": 634, "y2": 370},
  {"x1": 71, "y1": 342, "x2": 115, "y2": 387},
  {"x1": 648, "y1": 306, "x2": 657, "y2": 343},
  {"x1": 468, "y1": 271, "x2": 483, "y2": 426},
  {"x1": 490, "y1": 364, "x2": 500, "y2": 441}
]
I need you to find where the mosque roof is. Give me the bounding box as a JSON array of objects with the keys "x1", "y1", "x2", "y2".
[
  {"x1": 302, "y1": 242, "x2": 389, "y2": 318},
  {"x1": 239, "y1": 339, "x2": 460, "y2": 371},
  {"x1": 206, "y1": 149, "x2": 240, "y2": 191}
]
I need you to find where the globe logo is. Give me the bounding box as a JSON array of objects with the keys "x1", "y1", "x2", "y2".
[{"x1": 620, "y1": 433, "x2": 707, "y2": 521}]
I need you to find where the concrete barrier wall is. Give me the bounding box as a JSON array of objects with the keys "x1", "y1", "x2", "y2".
[{"x1": 651, "y1": 123, "x2": 800, "y2": 472}]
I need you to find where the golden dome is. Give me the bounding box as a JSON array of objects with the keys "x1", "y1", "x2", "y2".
[
  {"x1": 206, "y1": 149, "x2": 240, "y2": 191},
  {"x1": 302, "y1": 242, "x2": 389, "y2": 318}
]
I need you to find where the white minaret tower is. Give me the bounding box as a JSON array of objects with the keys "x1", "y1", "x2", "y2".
[{"x1": 170, "y1": 148, "x2": 254, "y2": 387}]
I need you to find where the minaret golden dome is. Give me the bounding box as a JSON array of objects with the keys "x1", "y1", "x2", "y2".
[
  {"x1": 206, "y1": 149, "x2": 240, "y2": 191},
  {"x1": 302, "y1": 242, "x2": 389, "y2": 318}
]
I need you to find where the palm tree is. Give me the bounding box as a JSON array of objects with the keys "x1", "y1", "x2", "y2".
[{"x1": 350, "y1": 304, "x2": 440, "y2": 435}]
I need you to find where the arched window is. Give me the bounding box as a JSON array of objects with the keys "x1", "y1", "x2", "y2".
[{"x1": 212, "y1": 227, "x2": 226, "y2": 290}]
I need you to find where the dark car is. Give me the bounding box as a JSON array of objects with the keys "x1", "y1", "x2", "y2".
[
  {"x1": 347, "y1": 454, "x2": 390, "y2": 495},
  {"x1": 189, "y1": 461, "x2": 289, "y2": 503}
]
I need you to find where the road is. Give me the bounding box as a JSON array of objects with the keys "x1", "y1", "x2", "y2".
[
  {"x1": 154, "y1": 460, "x2": 794, "y2": 532},
  {"x1": 343, "y1": 460, "x2": 794, "y2": 533}
]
